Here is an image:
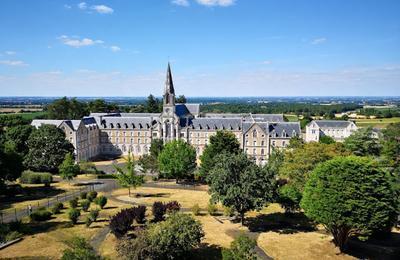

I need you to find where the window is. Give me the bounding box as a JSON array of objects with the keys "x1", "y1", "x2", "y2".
[
  {"x1": 261, "y1": 140, "x2": 265, "y2": 146},
  {"x1": 312, "y1": 130, "x2": 316, "y2": 134},
  {"x1": 253, "y1": 140, "x2": 256, "y2": 146},
  {"x1": 261, "y1": 149, "x2": 264, "y2": 155},
  {"x1": 282, "y1": 141, "x2": 286, "y2": 146},
  {"x1": 272, "y1": 141, "x2": 275, "y2": 146},
  {"x1": 253, "y1": 149, "x2": 256, "y2": 155},
  {"x1": 253, "y1": 129, "x2": 257, "y2": 138}
]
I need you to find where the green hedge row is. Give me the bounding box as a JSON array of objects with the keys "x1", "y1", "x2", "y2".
[{"x1": 20, "y1": 171, "x2": 53, "y2": 185}]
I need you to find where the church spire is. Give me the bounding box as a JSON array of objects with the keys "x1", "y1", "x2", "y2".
[{"x1": 163, "y1": 62, "x2": 175, "y2": 106}]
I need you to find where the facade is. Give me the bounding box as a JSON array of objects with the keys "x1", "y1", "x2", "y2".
[
  {"x1": 32, "y1": 64, "x2": 301, "y2": 165},
  {"x1": 305, "y1": 120, "x2": 358, "y2": 142}
]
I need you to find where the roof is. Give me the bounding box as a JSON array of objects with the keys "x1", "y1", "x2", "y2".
[
  {"x1": 31, "y1": 119, "x2": 64, "y2": 128},
  {"x1": 269, "y1": 122, "x2": 301, "y2": 138},
  {"x1": 312, "y1": 120, "x2": 352, "y2": 128},
  {"x1": 190, "y1": 118, "x2": 242, "y2": 131},
  {"x1": 202, "y1": 113, "x2": 284, "y2": 122},
  {"x1": 182, "y1": 103, "x2": 200, "y2": 115},
  {"x1": 99, "y1": 116, "x2": 156, "y2": 130}
]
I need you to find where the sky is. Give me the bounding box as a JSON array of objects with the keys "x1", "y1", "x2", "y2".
[{"x1": 0, "y1": 0, "x2": 399, "y2": 97}]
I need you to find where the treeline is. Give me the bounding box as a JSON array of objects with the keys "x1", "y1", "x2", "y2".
[
  {"x1": 357, "y1": 108, "x2": 400, "y2": 118},
  {"x1": 201, "y1": 102, "x2": 362, "y2": 116}
]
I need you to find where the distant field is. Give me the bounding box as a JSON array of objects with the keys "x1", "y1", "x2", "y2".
[
  {"x1": 355, "y1": 117, "x2": 400, "y2": 128},
  {"x1": 0, "y1": 111, "x2": 47, "y2": 120},
  {"x1": 284, "y1": 114, "x2": 299, "y2": 122}
]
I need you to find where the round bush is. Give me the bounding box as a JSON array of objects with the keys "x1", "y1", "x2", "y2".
[
  {"x1": 191, "y1": 204, "x2": 201, "y2": 216},
  {"x1": 81, "y1": 199, "x2": 91, "y2": 212},
  {"x1": 80, "y1": 192, "x2": 87, "y2": 200},
  {"x1": 30, "y1": 207, "x2": 52, "y2": 222},
  {"x1": 51, "y1": 202, "x2": 64, "y2": 214},
  {"x1": 68, "y1": 208, "x2": 81, "y2": 224},
  {"x1": 94, "y1": 196, "x2": 107, "y2": 209},
  {"x1": 87, "y1": 191, "x2": 98, "y2": 202},
  {"x1": 69, "y1": 198, "x2": 78, "y2": 209}
]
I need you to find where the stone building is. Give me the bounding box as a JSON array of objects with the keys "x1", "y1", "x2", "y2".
[{"x1": 305, "y1": 120, "x2": 358, "y2": 142}]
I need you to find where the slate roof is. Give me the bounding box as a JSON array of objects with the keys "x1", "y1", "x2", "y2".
[
  {"x1": 99, "y1": 116, "x2": 156, "y2": 130},
  {"x1": 242, "y1": 122, "x2": 269, "y2": 134},
  {"x1": 312, "y1": 120, "x2": 352, "y2": 128},
  {"x1": 203, "y1": 113, "x2": 284, "y2": 122},
  {"x1": 190, "y1": 118, "x2": 242, "y2": 131},
  {"x1": 181, "y1": 103, "x2": 200, "y2": 116},
  {"x1": 31, "y1": 120, "x2": 64, "y2": 128},
  {"x1": 269, "y1": 122, "x2": 301, "y2": 138}
]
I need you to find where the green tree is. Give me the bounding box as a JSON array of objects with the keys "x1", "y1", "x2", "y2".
[
  {"x1": 114, "y1": 152, "x2": 144, "y2": 196},
  {"x1": 222, "y1": 233, "x2": 258, "y2": 260},
  {"x1": 24, "y1": 125, "x2": 74, "y2": 173},
  {"x1": 59, "y1": 153, "x2": 80, "y2": 181},
  {"x1": 149, "y1": 138, "x2": 164, "y2": 158},
  {"x1": 344, "y1": 127, "x2": 381, "y2": 156},
  {"x1": 87, "y1": 99, "x2": 119, "y2": 113},
  {"x1": 158, "y1": 139, "x2": 197, "y2": 181},
  {"x1": 301, "y1": 156, "x2": 398, "y2": 251},
  {"x1": 0, "y1": 140, "x2": 23, "y2": 188},
  {"x1": 0, "y1": 115, "x2": 30, "y2": 129},
  {"x1": 200, "y1": 131, "x2": 241, "y2": 178},
  {"x1": 381, "y1": 123, "x2": 400, "y2": 171},
  {"x1": 175, "y1": 95, "x2": 187, "y2": 103},
  {"x1": 46, "y1": 97, "x2": 88, "y2": 120},
  {"x1": 208, "y1": 153, "x2": 276, "y2": 225},
  {"x1": 61, "y1": 236, "x2": 102, "y2": 260},
  {"x1": 319, "y1": 135, "x2": 335, "y2": 144},
  {"x1": 3, "y1": 124, "x2": 33, "y2": 156},
  {"x1": 145, "y1": 94, "x2": 161, "y2": 113}
]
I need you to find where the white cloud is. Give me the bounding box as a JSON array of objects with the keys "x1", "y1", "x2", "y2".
[
  {"x1": 172, "y1": 0, "x2": 190, "y2": 7},
  {"x1": 0, "y1": 60, "x2": 28, "y2": 66},
  {"x1": 91, "y1": 5, "x2": 114, "y2": 14},
  {"x1": 78, "y1": 2, "x2": 87, "y2": 10},
  {"x1": 5, "y1": 51, "x2": 16, "y2": 55},
  {"x1": 261, "y1": 60, "x2": 272, "y2": 65},
  {"x1": 58, "y1": 35, "x2": 103, "y2": 48},
  {"x1": 196, "y1": 0, "x2": 235, "y2": 6},
  {"x1": 110, "y1": 46, "x2": 121, "y2": 52},
  {"x1": 311, "y1": 37, "x2": 327, "y2": 45},
  {"x1": 64, "y1": 4, "x2": 72, "y2": 9}
]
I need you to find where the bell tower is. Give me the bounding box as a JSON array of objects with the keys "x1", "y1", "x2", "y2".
[
  {"x1": 163, "y1": 62, "x2": 175, "y2": 113},
  {"x1": 160, "y1": 63, "x2": 178, "y2": 142}
]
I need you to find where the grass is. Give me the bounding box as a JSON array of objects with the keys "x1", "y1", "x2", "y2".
[
  {"x1": 284, "y1": 114, "x2": 299, "y2": 122},
  {"x1": 0, "y1": 111, "x2": 47, "y2": 120},
  {"x1": 355, "y1": 117, "x2": 400, "y2": 128}
]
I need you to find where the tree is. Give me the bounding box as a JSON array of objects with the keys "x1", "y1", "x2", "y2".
[
  {"x1": 88, "y1": 99, "x2": 119, "y2": 113},
  {"x1": 200, "y1": 131, "x2": 241, "y2": 178},
  {"x1": 61, "y1": 236, "x2": 102, "y2": 260},
  {"x1": 3, "y1": 124, "x2": 33, "y2": 156},
  {"x1": 208, "y1": 153, "x2": 276, "y2": 225},
  {"x1": 344, "y1": 127, "x2": 381, "y2": 156},
  {"x1": 46, "y1": 97, "x2": 88, "y2": 120},
  {"x1": 138, "y1": 138, "x2": 164, "y2": 175},
  {"x1": 158, "y1": 139, "x2": 197, "y2": 181},
  {"x1": 319, "y1": 135, "x2": 335, "y2": 144},
  {"x1": 381, "y1": 123, "x2": 400, "y2": 171},
  {"x1": 114, "y1": 152, "x2": 144, "y2": 196},
  {"x1": 287, "y1": 135, "x2": 304, "y2": 149},
  {"x1": 59, "y1": 153, "x2": 80, "y2": 181},
  {"x1": 175, "y1": 95, "x2": 187, "y2": 103},
  {"x1": 149, "y1": 138, "x2": 164, "y2": 158},
  {"x1": 24, "y1": 125, "x2": 74, "y2": 173},
  {"x1": 277, "y1": 184, "x2": 302, "y2": 213},
  {"x1": 145, "y1": 94, "x2": 161, "y2": 113},
  {"x1": 301, "y1": 156, "x2": 398, "y2": 251},
  {"x1": 0, "y1": 115, "x2": 30, "y2": 129},
  {"x1": 0, "y1": 140, "x2": 23, "y2": 188},
  {"x1": 222, "y1": 233, "x2": 258, "y2": 260}
]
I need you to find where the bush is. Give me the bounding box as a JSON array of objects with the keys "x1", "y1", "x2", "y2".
[
  {"x1": 277, "y1": 184, "x2": 302, "y2": 214},
  {"x1": 132, "y1": 205, "x2": 146, "y2": 224},
  {"x1": 51, "y1": 202, "x2": 64, "y2": 214},
  {"x1": 94, "y1": 196, "x2": 107, "y2": 209},
  {"x1": 80, "y1": 192, "x2": 87, "y2": 200},
  {"x1": 116, "y1": 231, "x2": 150, "y2": 260},
  {"x1": 85, "y1": 216, "x2": 93, "y2": 227},
  {"x1": 152, "y1": 202, "x2": 167, "y2": 222},
  {"x1": 30, "y1": 207, "x2": 52, "y2": 222},
  {"x1": 69, "y1": 198, "x2": 78, "y2": 209},
  {"x1": 166, "y1": 201, "x2": 181, "y2": 213},
  {"x1": 110, "y1": 208, "x2": 135, "y2": 238},
  {"x1": 81, "y1": 199, "x2": 91, "y2": 212},
  {"x1": 192, "y1": 204, "x2": 201, "y2": 216},
  {"x1": 207, "y1": 203, "x2": 218, "y2": 216},
  {"x1": 223, "y1": 206, "x2": 234, "y2": 217},
  {"x1": 20, "y1": 171, "x2": 53, "y2": 186},
  {"x1": 146, "y1": 213, "x2": 205, "y2": 259},
  {"x1": 61, "y1": 236, "x2": 101, "y2": 260},
  {"x1": 89, "y1": 209, "x2": 100, "y2": 222},
  {"x1": 87, "y1": 191, "x2": 98, "y2": 201},
  {"x1": 68, "y1": 208, "x2": 81, "y2": 224},
  {"x1": 5, "y1": 231, "x2": 22, "y2": 242},
  {"x1": 222, "y1": 233, "x2": 257, "y2": 260}
]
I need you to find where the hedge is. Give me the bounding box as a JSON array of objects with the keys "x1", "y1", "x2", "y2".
[{"x1": 20, "y1": 171, "x2": 53, "y2": 186}]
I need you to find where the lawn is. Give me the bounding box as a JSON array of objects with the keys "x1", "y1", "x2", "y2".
[
  {"x1": 284, "y1": 114, "x2": 299, "y2": 122},
  {"x1": 355, "y1": 117, "x2": 400, "y2": 128},
  {"x1": 0, "y1": 111, "x2": 47, "y2": 120}
]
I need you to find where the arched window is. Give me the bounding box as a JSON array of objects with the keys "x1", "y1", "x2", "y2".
[{"x1": 253, "y1": 129, "x2": 257, "y2": 138}]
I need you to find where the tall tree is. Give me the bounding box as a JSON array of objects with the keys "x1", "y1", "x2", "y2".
[
  {"x1": 175, "y1": 95, "x2": 187, "y2": 103},
  {"x1": 301, "y1": 156, "x2": 398, "y2": 251},
  {"x1": 381, "y1": 123, "x2": 400, "y2": 172},
  {"x1": 149, "y1": 138, "x2": 164, "y2": 158},
  {"x1": 3, "y1": 124, "x2": 33, "y2": 156},
  {"x1": 0, "y1": 139, "x2": 23, "y2": 188},
  {"x1": 46, "y1": 97, "x2": 88, "y2": 120},
  {"x1": 344, "y1": 127, "x2": 381, "y2": 156},
  {"x1": 145, "y1": 94, "x2": 161, "y2": 113},
  {"x1": 88, "y1": 99, "x2": 119, "y2": 113},
  {"x1": 208, "y1": 153, "x2": 276, "y2": 225},
  {"x1": 59, "y1": 153, "x2": 80, "y2": 182},
  {"x1": 24, "y1": 125, "x2": 74, "y2": 173},
  {"x1": 114, "y1": 152, "x2": 144, "y2": 196},
  {"x1": 200, "y1": 131, "x2": 241, "y2": 178},
  {"x1": 158, "y1": 139, "x2": 196, "y2": 181},
  {"x1": 138, "y1": 138, "x2": 164, "y2": 175}
]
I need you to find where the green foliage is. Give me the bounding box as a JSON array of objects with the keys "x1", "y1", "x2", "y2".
[
  {"x1": 175, "y1": 95, "x2": 187, "y2": 103},
  {"x1": 301, "y1": 156, "x2": 399, "y2": 251},
  {"x1": 222, "y1": 233, "x2": 258, "y2": 260},
  {"x1": 223, "y1": 206, "x2": 235, "y2": 217},
  {"x1": 88, "y1": 99, "x2": 119, "y2": 113},
  {"x1": 0, "y1": 222, "x2": 25, "y2": 243},
  {"x1": 20, "y1": 171, "x2": 53, "y2": 186},
  {"x1": 3, "y1": 124, "x2": 33, "y2": 156},
  {"x1": 0, "y1": 137, "x2": 24, "y2": 186},
  {"x1": 0, "y1": 114, "x2": 30, "y2": 128},
  {"x1": 59, "y1": 153, "x2": 80, "y2": 181},
  {"x1": 87, "y1": 191, "x2": 98, "y2": 202},
  {"x1": 116, "y1": 231, "x2": 150, "y2": 260},
  {"x1": 68, "y1": 208, "x2": 81, "y2": 224},
  {"x1": 79, "y1": 161, "x2": 97, "y2": 174},
  {"x1": 200, "y1": 131, "x2": 241, "y2": 178},
  {"x1": 61, "y1": 236, "x2": 102, "y2": 260},
  {"x1": 80, "y1": 192, "x2": 87, "y2": 200},
  {"x1": 24, "y1": 124, "x2": 74, "y2": 173},
  {"x1": 158, "y1": 139, "x2": 197, "y2": 180},
  {"x1": 69, "y1": 198, "x2": 78, "y2": 209},
  {"x1": 344, "y1": 127, "x2": 381, "y2": 156},
  {"x1": 146, "y1": 213, "x2": 205, "y2": 259},
  {"x1": 51, "y1": 202, "x2": 64, "y2": 214},
  {"x1": 114, "y1": 152, "x2": 144, "y2": 196},
  {"x1": 208, "y1": 153, "x2": 276, "y2": 224},
  {"x1": 319, "y1": 135, "x2": 335, "y2": 144},
  {"x1": 192, "y1": 204, "x2": 201, "y2": 216},
  {"x1": 46, "y1": 97, "x2": 88, "y2": 120},
  {"x1": 138, "y1": 154, "x2": 158, "y2": 174},
  {"x1": 277, "y1": 184, "x2": 302, "y2": 213},
  {"x1": 80, "y1": 199, "x2": 91, "y2": 212},
  {"x1": 149, "y1": 138, "x2": 164, "y2": 158},
  {"x1": 30, "y1": 207, "x2": 52, "y2": 222},
  {"x1": 145, "y1": 94, "x2": 162, "y2": 113},
  {"x1": 94, "y1": 195, "x2": 107, "y2": 209},
  {"x1": 381, "y1": 123, "x2": 400, "y2": 170},
  {"x1": 85, "y1": 216, "x2": 93, "y2": 228},
  {"x1": 89, "y1": 209, "x2": 100, "y2": 222},
  {"x1": 207, "y1": 203, "x2": 218, "y2": 216}
]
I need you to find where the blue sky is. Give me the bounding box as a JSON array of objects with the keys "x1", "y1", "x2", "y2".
[{"x1": 0, "y1": 0, "x2": 399, "y2": 97}]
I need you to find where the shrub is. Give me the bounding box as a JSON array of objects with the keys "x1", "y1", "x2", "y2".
[
  {"x1": 146, "y1": 213, "x2": 205, "y2": 259},
  {"x1": 192, "y1": 204, "x2": 201, "y2": 216},
  {"x1": 165, "y1": 201, "x2": 181, "y2": 213},
  {"x1": 51, "y1": 202, "x2": 64, "y2": 214},
  {"x1": 20, "y1": 171, "x2": 53, "y2": 186},
  {"x1": 61, "y1": 236, "x2": 101, "y2": 260},
  {"x1": 152, "y1": 202, "x2": 166, "y2": 222},
  {"x1": 277, "y1": 184, "x2": 302, "y2": 214},
  {"x1": 68, "y1": 208, "x2": 81, "y2": 224},
  {"x1": 116, "y1": 231, "x2": 150, "y2": 260},
  {"x1": 110, "y1": 208, "x2": 135, "y2": 238},
  {"x1": 85, "y1": 216, "x2": 93, "y2": 227},
  {"x1": 132, "y1": 205, "x2": 146, "y2": 224},
  {"x1": 222, "y1": 233, "x2": 257, "y2": 260},
  {"x1": 87, "y1": 191, "x2": 98, "y2": 201},
  {"x1": 80, "y1": 192, "x2": 87, "y2": 200},
  {"x1": 30, "y1": 207, "x2": 52, "y2": 222},
  {"x1": 89, "y1": 209, "x2": 100, "y2": 222},
  {"x1": 81, "y1": 199, "x2": 91, "y2": 212},
  {"x1": 69, "y1": 198, "x2": 78, "y2": 209},
  {"x1": 223, "y1": 206, "x2": 234, "y2": 217},
  {"x1": 5, "y1": 231, "x2": 22, "y2": 242},
  {"x1": 207, "y1": 203, "x2": 218, "y2": 216},
  {"x1": 94, "y1": 196, "x2": 107, "y2": 209}
]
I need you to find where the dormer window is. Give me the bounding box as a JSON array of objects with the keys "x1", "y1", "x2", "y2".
[
  {"x1": 110, "y1": 123, "x2": 114, "y2": 128},
  {"x1": 125, "y1": 123, "x2": 128, "y2": 128},
  {"x1": 117, "y1": 123, "x2": 121, "y2": 129}
]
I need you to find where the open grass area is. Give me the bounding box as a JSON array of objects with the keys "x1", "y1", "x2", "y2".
[
  {"x1": 355, "y1": 117, "x2": 400, "y2": 128},
  {"x1": 284, "y1": 114, "x2": 299, "y2": 122},
  {"x1": 0, "y1": 111, "x2": 47, "y2": 120}
]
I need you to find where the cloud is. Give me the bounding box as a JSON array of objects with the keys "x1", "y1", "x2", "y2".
[
  {"x1": 0, "y1": 60, "x2": 28, "y2": 66},
  {"x1": 64, "y1": 4, "x2": 72, "y2": 9},
  {"x1": 196, "y1": 0, "x2": 235, "y2": 6},
  {"x1": 58, "y1": 35, "x2": 103, "y2": 48},
  {"x1": 261, "y1": 60, "x2": 272, "y2": 65},
  {"x1": 172, "y1": 0, "x2": 190, "y2": 6},
  {"x1": 311, "y1": 37, "x2": 327, "y2": 45},
  {"x1": 91, "y1": 5, "x2": 114, "y2": 14},
  {"x1": 110, "y1": 46, "x2": 121, "y2": 52},
  {"x1": 78, "y1": 2, "x2": 87, "y2": 10},
  {"x1": 5, "y1": 51, "x2": 16, "y2": 55}
]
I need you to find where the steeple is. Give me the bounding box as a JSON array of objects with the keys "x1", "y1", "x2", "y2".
[{"x1": 163, "y1": 62, "x2": 175, "y2": 106}]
